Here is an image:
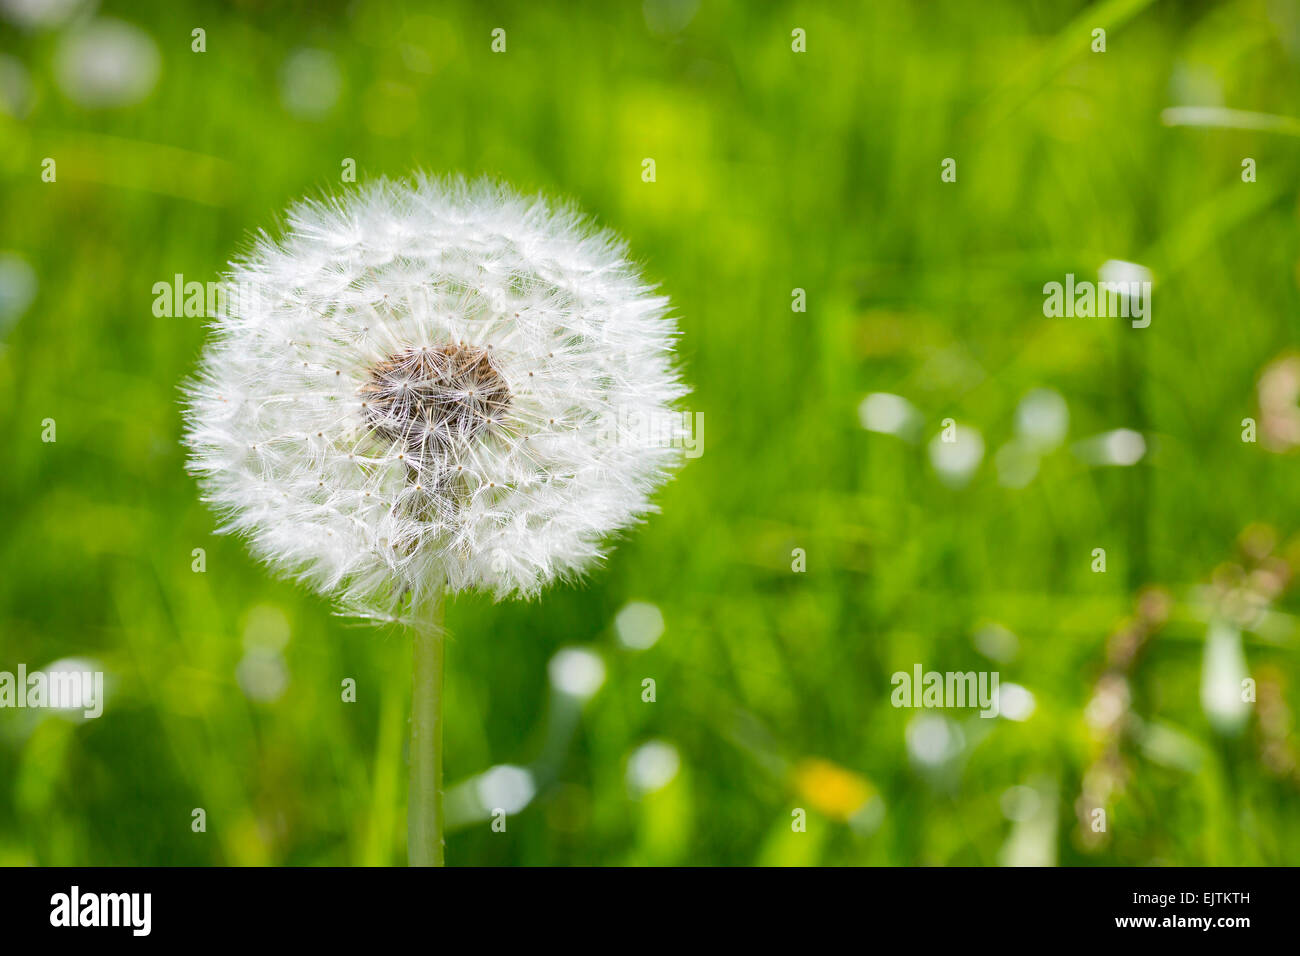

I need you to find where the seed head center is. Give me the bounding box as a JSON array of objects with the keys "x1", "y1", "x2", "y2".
[{"x1": 362, "y1": 344, "x2": 511, "y2": 452}]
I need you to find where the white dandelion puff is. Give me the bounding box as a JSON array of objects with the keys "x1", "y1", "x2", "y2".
[
  {"x1": 184, "y1": 174, "x2": 689, "y2": 623},
  {"x1": 183, "y1": 175, "x2": 689, "y2": 866}
]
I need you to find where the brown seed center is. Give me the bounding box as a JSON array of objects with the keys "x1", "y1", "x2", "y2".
[{"x1": 361, "y1": 344, "x2": 511, "y2": 454}]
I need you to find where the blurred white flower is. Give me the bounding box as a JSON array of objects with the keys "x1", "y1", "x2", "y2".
[
  {"x1": 54, "y1": 19, "x2": 159, "y2": 108},
  {"x1": 999, "y1": 784, "x2": 1040, "y2": 822},
  {"x1": 928, "y1": 425, "x2": 984, "y2": 487},
  {"x1": 1074, "y1": 428, "x2": 1146, "y2": 466},
  {"x1": 1098, "y1": 258, "x2": 1153, "y2": 292},
  {"x1": 0, "y1": 0, "x2": 90, "y2": 30},
  {"x1": 38, "y1": 657, "x2": 106, "y2": 721},
  {"x1": 997, "y1": 683, "x2": 1035, "y2": 721},
  {"x1": 1102, "y1": 428, "x2": 1146, "y2": 465},
  {"x1": 548, "y1": 647, "x2": 606, "y2": 700},
  {"x1": 906, "y1": 714, "x2": 963, "y2": 767},
  {"x1": 236, "y1": 649, "x2": 289, "y2": 703},
  {"x1": 627, "y1": 740, "x2": 680, "y2": 795},
  {"x1": 1200, "y1": 621, "x2": 1250, "y2": 735},
  {"x1": 972, "y1": 622, "x2": 1019, "y2": 663},
  {"x1": 280, "y1": 48, "x2": 341, "y2": 118},
  {"x1": 184, "y1": 175, "x2": 687, "y2": 621},
  {"x1": 476, "y1": 764, "x2": 535, "y2": 814},
  {"x1": 0, "y1": 251, "x2": 36, "y2": 335},
  {"x1": 614, "y1": 600, "x2": 664, "y2": 650},
  {"x1": 997, "y1": 779, "x2": 1057, "y2": 867},
  {"x1": 1257, "y1": 354, "x2": 1300, "y2": 452},
  {"x1": 858, "y1": 392, "x2": 920, "y2": 440},
  {"x1": 1015, "y1": 388, "x2": 1068, "y2": 451}
]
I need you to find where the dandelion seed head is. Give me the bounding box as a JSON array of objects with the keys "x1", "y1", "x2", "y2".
[
  {"x1": 361, "y1": 343, "x2": 512, "y2": 452},
  {"x1": 184, "y1": 175, "x2": 688, "y2": 621}
]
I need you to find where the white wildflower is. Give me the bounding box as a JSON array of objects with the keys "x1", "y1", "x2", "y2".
[{"x1": 184, "y1": 175, "x2": 687, "y2": 621}]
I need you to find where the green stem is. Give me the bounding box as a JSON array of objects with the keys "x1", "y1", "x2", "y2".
[{"x1": 408, "y1": 591, "x2": 446, "y2": 866}]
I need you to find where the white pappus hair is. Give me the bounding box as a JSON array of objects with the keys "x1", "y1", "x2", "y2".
[{"x1": 184, "y1": 175, "x2": 688, "y2": 621}]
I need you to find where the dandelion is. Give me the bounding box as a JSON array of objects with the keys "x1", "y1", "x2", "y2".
[{"x1": 184, "y1": 174, "x2": 688, "y2": 865}]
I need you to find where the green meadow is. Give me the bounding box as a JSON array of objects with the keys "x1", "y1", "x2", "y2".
[{"x1": 1, "y1": 0, "x2": 1298, "y2": 865}]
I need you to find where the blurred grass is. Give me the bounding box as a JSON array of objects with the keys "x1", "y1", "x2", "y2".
[{"x1": 1, "y1": 0, "x2": 1299, "y2": 865}]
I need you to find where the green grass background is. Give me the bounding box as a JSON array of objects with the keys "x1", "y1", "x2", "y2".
[{"x1": 2, "y1": 0, "x2": 1299, "y2": 865}]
